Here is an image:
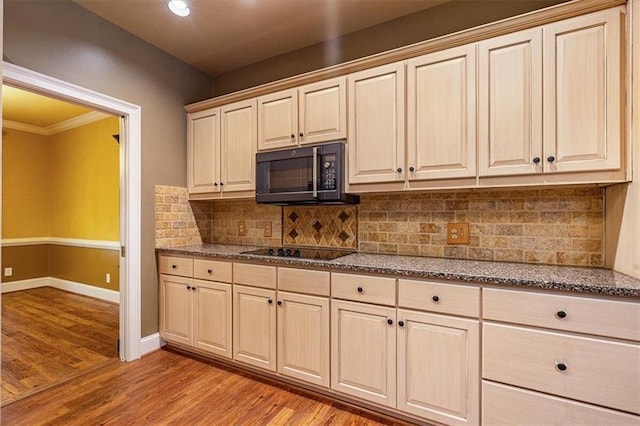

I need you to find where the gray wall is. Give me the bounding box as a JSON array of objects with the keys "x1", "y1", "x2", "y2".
[
  {"x1": 3, "y1": 0, "x2": 213, "y2": 337},
  {"x1": 213, "y1": 0, "x2": 567, "y2": 95}
]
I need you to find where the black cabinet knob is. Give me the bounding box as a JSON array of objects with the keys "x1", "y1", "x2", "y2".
[
  {"x1": 186, "y1": 286, "x2": 191, "y2": 290},
  {"x1": 397, "y1": 167, "x2": 403, "y2": 173},
  {"x1": 220, "y1": 182, "x2": 224, "y2": 186},
  {"x1": 172, "y1": 264, "x2": 177, "y2": 269},
  {"x1": 533, "y1": 157, "x2": 541, "y2": 164},
  {"x1": 357, "y1": 287, "x2": 363, "y2": 293},
  {"x1": 432, "y1": 295, "x2": 440, "y2": 302},
  {"x1": 547, "y1": 156, "x2": 556, "y2": 163},
  {"x1": 277, "y1": 301, "x2": 282, "y2": 306},
  {"x1": 290, "y1": 134, "x2": 295, "y2": 139},
  {"x1": 556, "y1": 362, "x2": 568, "y2": 371},
  {"x1": 207, "y1": 269, "x2": 213, "y2": 274},
  {"x1": 387, "y1": 319, "x2": 393, "y2": 325},
  {"x1": 398, "y1": 321, "x2": 405, "y2": 327},
  {"x1": 192, "y1": 286, "x2": 197, "y2": 291},
  {"x1": 556, "y1": 310, "x2": 567, "y2": 319},
  {"x1": 409, "y1": 166, "x2": 415, "y2": 172},
  {"x1": 299, "y1": 132, "x2": 304, "y2": 138},
  {"x1": 214, "y1": 183, "x2": 218, "y2": 186},
  {"x1": 268, "y1": 299, "x2": 273, "y2": 305}
]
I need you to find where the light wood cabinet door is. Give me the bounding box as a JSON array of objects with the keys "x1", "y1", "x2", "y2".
[
  {"x1": 397, "y1": 310, "x2": 480, "y2": 426},
  {"x1": 159, "y1": 274, "x2": 193, "y2": 346},
  {"x1": 478, "y1": 28, "x2": 543, "y2": 177},
  {"x1": 233, "y1": 285, "x2": 276, "y2": 371},
  {"x1": 407, "y1": 45, "x2": 476, "y2": 180},
  {"x1": 277, "y1": 291, "x2": 329, "y2": 387},
  {"x1": 220, "y1": 99, "x2": 256, "y2": 192},
  {"x1": 193, "y1": 280, "x2": 232, "y2": 359},
  {"x1": 348, "y1": 63, "x2": 405, "y2": 184},
  {"x1": 258, "y1": 88, "x2": 298, "y2": 151},
  {"x1": 187, "y1": 109, "x2": 220, "y2": 193},
  {"x1": 331, "y1": 300, "x2": 396, "y2": 408},
  {"x1": 543, "y1": 8, "x2": 622, "y2": 173},
  {"x1": 299, "y1": 77, "x2": 347, "y2": 145}
]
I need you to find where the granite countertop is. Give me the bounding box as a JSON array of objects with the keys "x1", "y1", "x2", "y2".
[{"x1": 157, "y1": 244, "x2": 640, "y2": 298}]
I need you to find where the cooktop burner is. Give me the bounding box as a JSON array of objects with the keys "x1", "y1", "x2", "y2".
[{"x1": 242, "y1": 247, "x2": 353, "y2": 261}]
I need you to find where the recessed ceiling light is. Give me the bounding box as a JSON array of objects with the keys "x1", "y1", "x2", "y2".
[{"x1": 168, "y1": 0, "x2": 191, "y2": 17}]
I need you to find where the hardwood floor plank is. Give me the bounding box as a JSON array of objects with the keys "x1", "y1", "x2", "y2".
[{"x1": 1, "y1": 348, "x2": 413, "y2": 425}]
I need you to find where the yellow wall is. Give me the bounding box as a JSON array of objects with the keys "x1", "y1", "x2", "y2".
[
  {"x1": 49, "y1": 117, "x2": 119, "y2": 241},
  {"x1": 2, "y1": 128, "x2": 50, "y2": 238}
]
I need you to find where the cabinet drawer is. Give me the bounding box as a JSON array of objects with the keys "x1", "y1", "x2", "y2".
[
  {"x1": 233, "y1": 263, "x2": 276, "y2": 289},
  {"x1": 159, "y1": 255, "x2": 193, "y2": 277},
  {"x1": 398, "y1": 279, "x2": 479, "y2": 317},
  {"x1": 483, "y1": 381, "x2": 639, "y2": 425},
  {"x1": 278, "y1": 267, "x2": 330, "y2": 296},
  {"x1": 483, "y1": 288, "x2": 640, "y2": 341},
  {"x1": 331, "y1": 273, "x2": 395, "y2": 306},
  {"x1": 194, "y1": 259, "x2": 232, "y2": 283},
  {"x1": 483, "y1": 323, "x2": 640, "y2": 414}
]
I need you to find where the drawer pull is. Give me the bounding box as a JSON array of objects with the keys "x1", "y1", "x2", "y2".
[
  {"x1": 357, "y1": 287, "x2": 363, "y2": 293},
  {"x1": 207, "y1": 269, "x2": 213, "y2": 274},
  {"x1": 556, "y1": 310, "x2": 567, "y2": 319},
  {"x1": 387, "y1": 319, "x2": 393, "y2": 325},
  {"x1": 172, "y1": 264, "x2": 177, "y2": 269},
  {"x1": 268, "y1": 299, "x2": 273, "y2": 305},
  {"x1": 398, "y1": 321, "x2": 405, "y2": 327},
  {"x1": 432, "y1": 295, "x2": 440, "y2": 302},
  {"x1": 556, "y1": 362, "x2": 568, "y2": 372}
]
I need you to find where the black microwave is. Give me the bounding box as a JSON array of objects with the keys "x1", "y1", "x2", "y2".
[{"x1": 256, "y1": 141, "x2": 359, "y2": 205}]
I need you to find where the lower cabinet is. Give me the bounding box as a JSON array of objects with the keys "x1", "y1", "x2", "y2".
[
  {"x1": 277, "y1": 291, "x2": 330, "y2": 387},
  {"x1": 331, "y1": 300, "x2": 397, "y2": 408},
  {"x1": 233, "y1": 284, "x2": 277, "y2": 371},
  {"x1": 160, "y1": 274, "x2": 193, "y2": 346},
  {"x1": 397, "y1": 309, "x2": 480, "y2": 426}
]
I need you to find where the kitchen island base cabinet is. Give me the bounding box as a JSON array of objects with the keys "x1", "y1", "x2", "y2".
[
  {"x1": 331, "y1": 300, "x2": 397, "y2": 408},
  {"x1": 277, "y1": 291, "x2": 329, "y2": 387},
  {"x1": 233, "y1": 285, "x2": 277, "y2": 372},
  {"x1": 397, "y1": 310, "x2": 479, "y2": 426}
]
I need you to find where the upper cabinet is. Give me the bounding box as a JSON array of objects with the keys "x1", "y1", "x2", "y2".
[
  {"x1": 257, "y1": 77, "x2": 347, "y2": 151},
  {"x1": 187, "y1": 100, "x2": 257, "y2": 198},
  {"x1": 348, "y1": 63, "x2": 405, "y2": 185},
  {"x1": 542, "y1": 8, "x2": 622, "y2": 173},
  {"x1": 407, "y1": 45, "x2": 477, "y2": 181}
]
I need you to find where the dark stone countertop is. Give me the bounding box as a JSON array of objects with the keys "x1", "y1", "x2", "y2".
[{"x1": 157, "y1": 244, "x2": 640, "y2": 298}]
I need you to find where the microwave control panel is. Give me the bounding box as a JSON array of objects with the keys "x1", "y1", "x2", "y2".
[{"x1": 321, "y1": 154, "x2": 337, "y2": 190}]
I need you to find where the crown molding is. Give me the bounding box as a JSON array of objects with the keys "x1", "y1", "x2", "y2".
[{"x1": 2, "y1": 110, "x2": 111, "y2": 136}]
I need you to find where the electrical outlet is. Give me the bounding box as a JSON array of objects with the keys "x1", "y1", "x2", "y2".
[
  {"x1": 447, "y1": 223, "x2": 470, "y2": 244},
  {"x1": 264, "y1": 222, "x2": 272, "y2": 237},
  {"x1": 4, "y1": 267, "x2": 12, "y2": 277},
  {"x1": 106, "y1": 273, "x2": 111, "y2": 284},
  {"x1": 237, "y1": 221, "x2": 247, "y2": 236}
]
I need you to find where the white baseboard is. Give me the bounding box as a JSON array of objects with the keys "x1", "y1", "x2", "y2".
[
  {"x1": 1, "y1": 277, "x2": 50, "y2": 293},
  {"x1": 1, "y1": 277, "x2": 119, "y2": 303},
  {"x1": 140, "y1": 333, "x2": 166, "y2": 356}
]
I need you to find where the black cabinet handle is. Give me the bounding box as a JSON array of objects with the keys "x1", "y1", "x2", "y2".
[
  {"x1": 533, "y1": 157, "x2": 541, "y2": 164},
  {"x1": 299, "y1": 132, "x2": 304, "y2": 138},
  {"x1": 387, "y1": 319, "x2": 393, "y2": 325},
  {"x1": 290, "y1": 134, "x2": 295, "y2": 139},
  {"x1": 432, "y1": 295, "x2": 440, "y2": 302},
  {"x1": 556, "y1": 362, "x2": 568, "y2": 371},
  {"x1": 409, "y1": 166, "x2": 415, "y2": 172},
  {"x1": 220, "y1": 182, "x2": 224, "y2": 186},
  {"x1": 556, "y1": 310, "x2": 567, "y2": 319},
  {"x1": 357, "y1": 287, "x2": 363, "y2": 293},
  {"x1": 192, "y1": 286, "x2": 197, "y2": 291},
  {"x1": 214, "y1": 183, "x2": 218, "y2": 186},
  {"x1": 397, "y1": 167, "x2": 403, "y2": 173},
  {"x1": 186, "y1": 286, "x2": 191, "y2": 290},
  {"x1": 172, "y1": 264, "x2": 177, "y2": 269},
  {"x1": 547, "y1": 156, "x2": 556, "y2": 163},
  {"x1": 398, "y1": 321, "x2": 405, "y2": 327},
  {"x1": 277, "y1": 301, "x2": 282, "y2": 306},
  {"x1": 268, "y1": 299, "x2": 273, "y2": 304},
  {"x1": 207, "y1": 269, "x2": 213, "y2": 274}
]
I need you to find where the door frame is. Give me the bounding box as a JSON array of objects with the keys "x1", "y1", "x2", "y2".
[{"x1": 2, "y1": 62, "x2": 142, "y2": 361}]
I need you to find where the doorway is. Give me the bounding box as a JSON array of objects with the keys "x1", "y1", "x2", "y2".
[{"x1": 1, "y1": 63, "x2": 142, "y2": 363}]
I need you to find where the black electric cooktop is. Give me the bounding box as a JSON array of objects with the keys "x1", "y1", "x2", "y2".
[{"x1": 242, "y1": 247, "x2": 354, "y2": 261}]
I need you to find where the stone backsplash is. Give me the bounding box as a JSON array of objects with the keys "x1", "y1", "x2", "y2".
[{"x1": 155, "y1": 185, "x2": 604, "y2": 267}]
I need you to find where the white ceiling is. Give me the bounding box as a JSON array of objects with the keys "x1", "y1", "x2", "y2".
[{"x1": 74, "y1": 0, "x2": 450, "y2": 76}]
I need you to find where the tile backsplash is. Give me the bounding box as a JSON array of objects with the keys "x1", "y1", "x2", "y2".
[{"x1": 155, "y1": 185, "x2": 604, "y2": 267}]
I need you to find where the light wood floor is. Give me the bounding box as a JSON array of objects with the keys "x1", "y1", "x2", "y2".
[
  {"x1": 1, "y1": 286, "x2": 119, "y2": 406},
  {"x1": 1, "y1": 348, "x2": 411, "y2": 425}
]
